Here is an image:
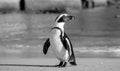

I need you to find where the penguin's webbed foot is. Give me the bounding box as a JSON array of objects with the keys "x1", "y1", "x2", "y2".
[{"x1": 56, "y1": 61, "x2": 67, "y2": 67}]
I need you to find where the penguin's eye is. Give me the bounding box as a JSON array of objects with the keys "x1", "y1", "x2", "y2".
[{"x1": 69, "y1": 16, "x2": 73, "y2": 19}]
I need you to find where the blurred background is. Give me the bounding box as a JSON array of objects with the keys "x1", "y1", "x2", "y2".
[{"x1": 0, "y1": 0, "x2": 120, "y2": 59}]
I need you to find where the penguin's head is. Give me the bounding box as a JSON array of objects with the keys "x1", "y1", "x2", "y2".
[{"x1": 55, "y1": 13, "x2": 75, "y2": 23}]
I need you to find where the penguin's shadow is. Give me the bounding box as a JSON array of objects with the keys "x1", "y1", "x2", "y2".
[{"x1": 0, "y1": 64, "x2": 57, "y2": 67}]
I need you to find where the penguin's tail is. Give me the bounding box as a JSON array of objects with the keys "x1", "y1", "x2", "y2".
[{"x1": 68, "y1": 53, "x2": 77, "y2": 66}]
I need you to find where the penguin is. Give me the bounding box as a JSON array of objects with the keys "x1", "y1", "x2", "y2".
[{"x1": 43, "y1": 14, "x2": 77, "y2": 67}]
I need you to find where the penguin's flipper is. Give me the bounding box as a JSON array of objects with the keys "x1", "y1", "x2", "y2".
[
  {"x1": 62, "y1": 32, "x2": 72, "y2": 55},
  {"x1": 63, "y1": 33, "x2": 77, "y2": 65},
  {"x1": 43, "y1": 38, "x2": 50, "y2": 55}
]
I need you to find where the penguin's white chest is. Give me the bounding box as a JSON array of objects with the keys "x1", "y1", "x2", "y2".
[{"x1": 50, "y1": 29, "x2": 69, "y2": 61}]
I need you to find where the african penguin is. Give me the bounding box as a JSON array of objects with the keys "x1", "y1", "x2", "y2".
[{"x1": 43, "y1": 13, "x2": 77, "y2": 67}]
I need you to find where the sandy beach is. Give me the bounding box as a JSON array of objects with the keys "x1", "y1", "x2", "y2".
[{"x1": 0, "y1": 58, "x2": 120, "y2": 71}]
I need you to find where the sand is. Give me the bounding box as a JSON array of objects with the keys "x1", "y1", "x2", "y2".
[{"x1": 0, "y1": 58, "x2": 120, "y2": 71}]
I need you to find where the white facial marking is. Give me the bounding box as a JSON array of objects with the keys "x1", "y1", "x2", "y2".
[{"x1": 55, "y1": 13, "x2": 69, "y2": 22}]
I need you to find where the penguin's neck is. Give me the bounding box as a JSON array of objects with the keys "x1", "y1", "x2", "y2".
[{"x1": 55, "y1": 22, "x2": 65, "y2": 31}]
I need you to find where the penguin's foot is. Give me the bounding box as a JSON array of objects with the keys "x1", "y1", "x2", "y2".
[
  {"x1": 56, "y1": 61, "x2": 67, "y2": 67},
  {"x1": 61, "y1": 62, "x2": 67, "y2": 67},
  {"x1": 56, "y1": 61, "x2": 63, "y2": 67},
  {"x1": 69, "y1": 62, "x2": 77, "y2": 66}
]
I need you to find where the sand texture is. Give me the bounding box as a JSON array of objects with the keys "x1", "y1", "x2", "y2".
[{"x1": 0, "y1": 58, "x2": 120, "y2": 71}]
